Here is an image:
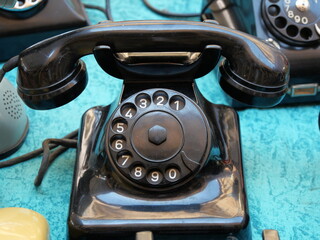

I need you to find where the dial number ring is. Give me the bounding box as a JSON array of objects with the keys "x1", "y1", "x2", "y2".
[
  {"x1": 106, "y1": 89, "x2": 210, "y2": 191},
  {"x1": 263, "y1": 0, "x2": 320, "y2": 44}
]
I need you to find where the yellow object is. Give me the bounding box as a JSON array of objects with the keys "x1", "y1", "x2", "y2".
[{"x1": 0, "y1": 207, "x2": 49, "y2": 240}]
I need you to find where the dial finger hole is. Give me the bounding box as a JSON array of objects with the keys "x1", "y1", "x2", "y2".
[
  {"x1": 286, "y1": 25, "x2": 299, "y2": 37},
  {"x1": 165, "y1": 167, "x2": 181, "y2": 182},
  {"x1": 18, "y1": 0, "x2": 25, "y2": 6},
  {"x1": 112, "y1": 118, "x2": 128, "y2": 134},
  {"x1": 117, "y1": 151, "x2": 133, "y2": 168},
  {"x1": 275, "y1": 17, "x2": 287, "y2": 29},
  {"x1": 153, "y1": 91, "x2": 168, "y2": 106},
  {"x1": 268, "y1": 5, "x2": 280, "y2": 17},
  {"x1": 169, "y1": 95, "x2": 185, "y2": 111},
  {"x1": 300, "y1": 27, "x2": 313, "y2": 40},
  {"x1": 147, "y1": 170, "x2": 163, "y2": 185},
  {"x1": 135, "y1": 93, "x2": 151, "y2": 109},
  {"x1": 111, "y1": 135, "x2": 126, "y2": 151},
  {"x1": 121, "y1": 103, "x2": 137, "y2": 119},
  {"x1": 130, "y1": 165, "x2": 146, "y2": 180}
]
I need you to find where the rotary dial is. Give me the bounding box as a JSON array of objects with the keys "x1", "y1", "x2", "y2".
[
  {"x1": 263, "y1": 0, "x2": 320, "y2": 45},
  {"x1": 106, "y1": 89, "x2": 211, "y2": 191},
  {"x1": 1, "y1": 0, "x2": 44, "y2": 11}
]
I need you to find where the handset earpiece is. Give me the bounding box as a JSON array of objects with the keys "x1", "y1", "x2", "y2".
[
  {"x1": 17, "y1": 34, "x2": 89, "y2": 110},
  {"x1": 219, "y1": 45, "x2": 289, "y2": 107},
  {"x1": 16, "y1": 20, "x2": 289, "y2": 109}
]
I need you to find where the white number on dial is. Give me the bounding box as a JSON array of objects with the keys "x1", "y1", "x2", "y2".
[
  {"x1": 115, "y1": 140, "x2": 124, "y2": 150},
  {"x1": 173, "y1": 100, "x2": 180, "y2": 110},
  {"x1": 294, "y1": 15, "x2": 301, "y2": 23},
  {"x1": 156, "y1": 96, "x2": 165, "y2": 105},
  {"x1": 116, "y1": 123, "x2": 125, "y2": 133},
  {"x1": 120, "y1": 155, "x2": 130, "y2": 166},
  {"x1": 134, "y1": 167, "x2": 143, "y2": 178},
  {"x1": 139, "y1": 99, "x2": 148, "y2": 108},
  {"x1": 302, "y1": 17, "x2": 308, "y2": 24},
  {"x1": 151, "y1": 172, "x2": 160, "y2": 182},
  {"x1": 285, "y1": 2, "x2": 309, "y2": 25},
  {"x1": 125, "y1": 109, "x2": 133, "y2": 118},
  {"x1": 168, "y1": 169, "x2": 177, "y2": 180},
  {"x1": 288, "y1": 10, "x2": 294, "y2": 18}
]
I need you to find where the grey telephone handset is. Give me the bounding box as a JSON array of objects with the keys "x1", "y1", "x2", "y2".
[{"x1": 0, "y1": 77, "x2": 29, "y2": 159}]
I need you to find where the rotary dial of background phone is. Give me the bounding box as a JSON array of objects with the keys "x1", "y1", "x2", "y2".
[
  {"x1": 106, "y1": 89, "x2": 211, "y2": 191},
  {"x1": 2, "y1": 0, "x2": 44, "y2": 11},
  {"x1": 263, "y1": 0, "x2": 320, "y2": 44}
]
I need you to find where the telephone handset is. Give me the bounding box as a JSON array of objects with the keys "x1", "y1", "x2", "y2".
[
  {"x1": 17, "y1": 20, "x2": 289, "y2": 109},
  {"x1": 205, "y1": 0, "x2": 320, "y2": 106},
  {"x1": 15, "y1": 20, "x2": 289, "y2": 239}
]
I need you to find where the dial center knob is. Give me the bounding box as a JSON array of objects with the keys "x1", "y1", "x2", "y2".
[
  {"x1": 295, "y1": 0, "x2": 310, "y2": 12},
  {"x1": 131, "y1": 111, "x2": 183, "y2": 162},
  {"x1": 148, "y1": 125, "x2": 167, "y2": 145}
]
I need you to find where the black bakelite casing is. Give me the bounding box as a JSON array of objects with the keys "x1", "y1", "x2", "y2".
[
  {"x1": 13, "y1": 20, "x2": 290, "y2": 239},
  {"x1": 68, "y1": 85, "x2": 251, "y2": 240}
]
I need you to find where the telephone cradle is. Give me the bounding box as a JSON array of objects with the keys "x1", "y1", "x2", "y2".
[{"x1": 14, "y1": 20, "x2": 289, "y2": 239}]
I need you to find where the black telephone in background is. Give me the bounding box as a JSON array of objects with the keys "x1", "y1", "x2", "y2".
[
  {"x1": 14, "y1": 20, "x2": 288, "y2": 239},
  {"x1": 0, "y1": 0, "x2": 88, "y2": 61},
  {"x1": 204, "y1": 0, "x2": 320, "y2": 107}
]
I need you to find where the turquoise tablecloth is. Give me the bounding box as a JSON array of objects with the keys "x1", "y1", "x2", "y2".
[{"x1": 0, "y1": 0, "x2": 319, "y2": 239}]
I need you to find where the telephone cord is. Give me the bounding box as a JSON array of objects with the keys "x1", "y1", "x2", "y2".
[
  {"x1": 0, "y1": 55, "x2": 19, "y2": 84},
  {"x1": 142, "y1": 0, "x2": 216, "y2": 18}
]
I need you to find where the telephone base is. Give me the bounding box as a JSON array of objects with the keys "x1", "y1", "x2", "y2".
[{"x1": 68, "y1": 102, "x2": 250, "y2": 240}]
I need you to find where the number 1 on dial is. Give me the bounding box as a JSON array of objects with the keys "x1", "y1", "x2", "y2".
[
  {"x1": 170, "y1": 96, "x2": 185, "y2": 110},
  {"x1": 174, "y1": 100, "x2": 180, "y2": 110}
]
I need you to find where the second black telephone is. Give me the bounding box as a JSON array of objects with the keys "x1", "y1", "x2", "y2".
[
  {"x1": 13, "y1": 20, "x2": 288, "y2": 239},
  {"x1": 0, "y1": 0, "x2": 88, "y2": 61},
  {"x1": 205, "y1": 0, "x2": 320, "y2": 106}
]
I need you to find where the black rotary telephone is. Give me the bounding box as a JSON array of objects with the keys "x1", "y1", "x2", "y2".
[
  {"x1": 204, "y1": 0, "x2": 320, "y2": 107},
  {"x1": 14, "y1": 20, "x2": 288, "y2": 239}
]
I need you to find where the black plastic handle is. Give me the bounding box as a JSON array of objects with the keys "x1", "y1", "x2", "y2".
[{"x1": 17, "y1": 20, "x2": 289, "y2": 109}]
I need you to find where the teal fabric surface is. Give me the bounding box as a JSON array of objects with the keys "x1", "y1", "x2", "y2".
[{"x1": 0, "y1": 0, "x2": 320, "y2": 239}]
